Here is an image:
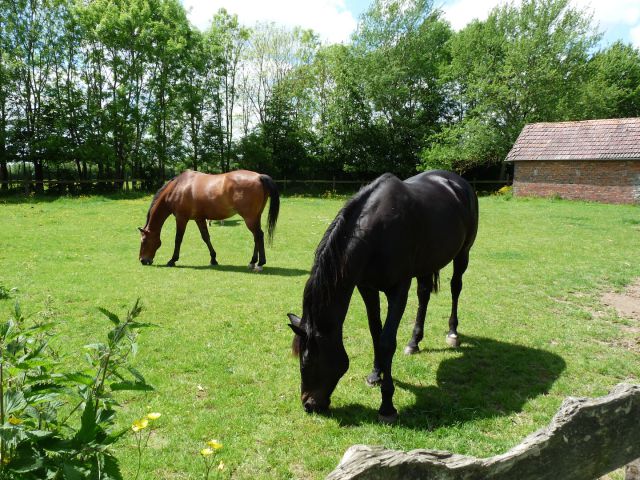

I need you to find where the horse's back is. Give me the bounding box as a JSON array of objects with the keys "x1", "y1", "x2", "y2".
[
  {"x1": 168, "y1": 170, "x2": 266, "y2": 221},
  {"x1": 357, "y1": 171, "x2": 478, "y2": 288},
  {"x1": 404, "y1": 170, "x2": 478, "y2": 244}
]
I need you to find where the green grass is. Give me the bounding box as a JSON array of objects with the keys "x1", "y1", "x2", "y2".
[{"x1": 0, "y1": 193, "x2": 638, "y2": 479}]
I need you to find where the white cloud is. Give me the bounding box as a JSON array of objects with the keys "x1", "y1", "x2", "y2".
[
  {"x1": 631, "y1": 25, "x2": 640, "y2": 47},
  {"x1": 577, "y1": 0, "x2": 640, "y2": 27},
  {"x1": 442, "y1": 0, "x2": 508, "y2": 30},
  {"x1": 181, "y1": 0, "x2": 358, "y2": 44}
]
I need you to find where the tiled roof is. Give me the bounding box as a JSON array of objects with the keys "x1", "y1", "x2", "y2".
[{"x1": 505, "y1": 118, "x2": 640, "y2": 162}]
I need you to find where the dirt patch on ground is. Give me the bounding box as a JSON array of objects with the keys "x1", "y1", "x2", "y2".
[
  {"x1": 601, "y1": 278, "x2": 640, "y2": 352},
  {"x1": 602, "y1": 279, "x2": 640, "y2": 321}
]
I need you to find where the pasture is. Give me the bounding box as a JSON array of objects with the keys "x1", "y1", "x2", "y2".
[{"x1": 0, "y1": 193, "x2": 638, "y2": 479}]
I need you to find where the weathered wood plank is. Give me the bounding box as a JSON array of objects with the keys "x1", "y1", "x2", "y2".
[
  {"x1": 328, "y1": 383, "x2": 640, "y2": 480},
  {"x1": 626, "y1": 459, "x2": 640, "y2": 480}
]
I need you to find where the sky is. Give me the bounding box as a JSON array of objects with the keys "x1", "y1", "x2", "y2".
[{"x1": 179, "y1": 0, "x2": 640, "y2": 48}]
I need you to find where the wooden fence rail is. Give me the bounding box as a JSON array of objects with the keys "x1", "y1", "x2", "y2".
[
  {"x1": 328, "y1": 383, "x2": 640, "y2": 480},
  {"x1": 0, "y1": 177, "x2": 511, "y2": 191}
]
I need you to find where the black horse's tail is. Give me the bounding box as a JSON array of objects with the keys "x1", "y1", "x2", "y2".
[
  {"x1": 431, "y1": 271, "x2": 440, "y2": 293},
  {"x1": 259, "y1": 174, "x2": 280, "y2": 244}
]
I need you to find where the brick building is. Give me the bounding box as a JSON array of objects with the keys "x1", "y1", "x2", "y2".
[{"x1": 505, "y1": 118, "x2": 640, "y2": 204}]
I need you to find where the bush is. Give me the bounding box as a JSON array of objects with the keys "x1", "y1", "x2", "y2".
[{"x1": 0, "y1": 299, "x2": 153, "y2": 479}]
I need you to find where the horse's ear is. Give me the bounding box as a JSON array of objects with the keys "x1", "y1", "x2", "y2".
[{"x1": 287, "y1": 313, "x2": 305, "y2": 338}]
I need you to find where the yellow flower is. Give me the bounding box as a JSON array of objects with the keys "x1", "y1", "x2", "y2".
[
  {"x1": 8, "y1": 416, "x2": 22, "y2": 425},
  {"x1": 207, "y1": 439, "x2": 222, "y2": 450},
  {"x1": 200, "y1": 448, "x2": 214, "y2": 456},
  {"x1": 131, "y1": 418, "x2": 149, "y2": 432},
  {"x1": 218, "y1": 461, "x2": 225, "y2": 470},
  {"x1": 146, "y1": 412, "x2": 161, "y2": 420}
]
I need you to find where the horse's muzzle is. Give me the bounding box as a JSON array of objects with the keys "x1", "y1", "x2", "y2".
[
  {"x1": 302, "y1": 394, "x2": 329, "y2": 413},
  {"x1": 140, "y1": 259, "x2": 153, "y2": 266}
]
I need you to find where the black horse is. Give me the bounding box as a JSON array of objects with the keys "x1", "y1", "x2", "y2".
[{"x1": 287, "y1": 170, "x2": 479, "y2": 423}]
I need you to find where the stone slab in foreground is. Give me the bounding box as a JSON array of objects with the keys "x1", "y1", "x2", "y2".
[{"x1": 328, "y1": 383, "x2": 640, "y2": 480}]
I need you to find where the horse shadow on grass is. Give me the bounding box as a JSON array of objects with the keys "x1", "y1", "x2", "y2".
[
  {"x1": 208, "y1": 218, "x2": 243, "y2": 227},
  {"x1": 170, "y1": 263, "x2": 308, "y2": 277},
  {"x1": 328, "y1": 334, "x2": 566, "y2": 430}
]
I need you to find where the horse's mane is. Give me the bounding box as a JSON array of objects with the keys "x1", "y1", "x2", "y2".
[
  {"x1": 303, "y1": 173, "x2": 395, "y2": 332},
  {"x1": 145, "y1": 176, "x2": 177, "y2": 227}
]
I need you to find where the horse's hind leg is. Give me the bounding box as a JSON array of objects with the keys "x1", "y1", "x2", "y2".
[
  {"x1": 358, "y1": 285, "x2": 383, "y2": 387},
  {"x1": 167, "y1": 217, "x2": 188, "y2": 267},
  {"x1": 195, "y1": 219, "x2": 218, "y2": 265},
  {"x1": 447, "y1": 250, "x2": 469, "y2": 347},
  {"x1": 244, "y1": 217, "x2": 265, "y2": 271},
  {"x1": 404, "y1": 275, "x2": 433, "y2": 355}
]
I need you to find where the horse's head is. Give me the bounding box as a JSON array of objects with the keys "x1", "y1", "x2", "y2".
[
  {"x1": 287, "y1": 313, "x2": 349, "y2": 414},
  {"x1": 138, "y1": 227, "x2": 161, "y2": 265}
]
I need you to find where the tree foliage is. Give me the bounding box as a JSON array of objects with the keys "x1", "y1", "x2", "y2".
[{"x1": 1, "y1": 0, "x2": 639, "y2": 189}]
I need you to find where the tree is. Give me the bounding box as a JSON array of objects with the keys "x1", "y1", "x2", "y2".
[
  {"x1": 345, "y1": 0, "x2": 452, "y2": 176},
  {"x1": 210, "y1": 9, "x2": 249, "y2": 173},
  {"x1": 579, "y1": 41, "x2": 640, "y2": 119},
  {"x1": 5, "y1": 0, "x2": 69, "y2": 192},
  {"x1": 421, "y1": 0, "x2": 599, "y2": 174}
]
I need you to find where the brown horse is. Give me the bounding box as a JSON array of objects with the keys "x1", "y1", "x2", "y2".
[{"x1": 138, "y1": 170, "x2": 279, "y2": 270}]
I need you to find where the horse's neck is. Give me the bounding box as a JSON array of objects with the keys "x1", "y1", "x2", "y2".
[
  {"x1": 147, "y1": 196, "x2": 172, "y2": 234},
  {"x1": 309, "y1": 282, "x2": 355, "y2": 335},
  {"x1": 306, "y1": 238, "x2": 367, "y2": 333}
]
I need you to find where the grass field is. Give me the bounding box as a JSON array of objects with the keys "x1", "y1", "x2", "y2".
[{"x1": 0, "y1": 193, "x2": 638, "y2": 479}]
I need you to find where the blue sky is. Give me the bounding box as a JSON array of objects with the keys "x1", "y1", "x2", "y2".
[{"x1": 181, "y1": 0, "x2": 640, "y2": 48}]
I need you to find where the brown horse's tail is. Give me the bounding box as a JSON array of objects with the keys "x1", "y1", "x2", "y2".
[{"x1": 259, "y1": 174, "x2": 280, "y2": 244}]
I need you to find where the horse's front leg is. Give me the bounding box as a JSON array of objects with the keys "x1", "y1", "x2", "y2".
[
  {"x1": 357, "y1": 285, "x2": 383, "y2": 387},
  {"x1": 167, "y1": 217, "x2": 188, "y2": 267},
  {"x1": 195, "y1": 218, "x2": 218, "y2": 265},
  {"x1": 378, "y1": 279, "x2": 411, "y2": 423}
]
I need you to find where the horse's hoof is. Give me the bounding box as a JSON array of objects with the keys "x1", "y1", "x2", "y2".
[
  {"x1": 446, "y1": 334, "x2": 460, "y2": 348},
  {"x1": 378, "y1": 412, "x2": 398, "y2": 424},
  {"x1": 365, "y1": 374, "x2": 382, "y2": 387},
  {"x1": 248, "y1": 263, "x2": 255, "y2": 269},
  {"x1": 210, "y1": 259, "x2": 218, "y2": 266},
  {"x1": 253, "y1": 265, "x2": 263, "y2": 272},
  {"x1": 404, "y1": 345, "x2": 419, "y2": 355},
  {"x1": 167, "y1": 261, "x2": 176, "y2": 267}
]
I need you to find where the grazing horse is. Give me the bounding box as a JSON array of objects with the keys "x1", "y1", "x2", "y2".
[
  {"x1": 139, "y1": 170, "x2": 279, "y2": 269},
  {"x1": 287, "y1": 170, "x2": 478, "y2": 422}
]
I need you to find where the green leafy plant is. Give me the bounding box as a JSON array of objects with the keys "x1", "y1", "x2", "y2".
[{"x1": 0, "y1": 299, "x2": 154, "y2": 479}]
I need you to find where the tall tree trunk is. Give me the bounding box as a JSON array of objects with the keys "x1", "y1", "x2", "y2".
[
  {"x1": 34, "y1": 159, "x2": 44, "y2": 194},
  {"x1": 0, "y1": 159, "x2": 7, "y2": 191}
]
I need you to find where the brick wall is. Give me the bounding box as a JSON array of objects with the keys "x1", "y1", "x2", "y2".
[{"x1": 512, "y1": 160, "x2": 640, "y2": 204}]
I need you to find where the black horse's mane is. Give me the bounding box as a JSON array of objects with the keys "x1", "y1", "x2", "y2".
[
  {"x1": 145, "y1": 176, "x2": 177, "y2": 227},
  {"x1": 302, "y1": 173, "x2": 395, "y2": 332}
]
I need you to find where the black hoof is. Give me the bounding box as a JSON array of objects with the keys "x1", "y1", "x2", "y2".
[
  {"x1": 167, "y1": 260, "x2": 176, "y2": 267},
  {"x1": 210, "y1": 259, "x2": 218, "y2": 266},
  {"x1": 366, "y1": 373, "x2": 382, "y2": 387},
  {"x1": 378, "y1": 411, "x2": 398, "y2": 424},
  {"x1": 403, "y1": 345, "x2": 419, "y2": 355}
]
